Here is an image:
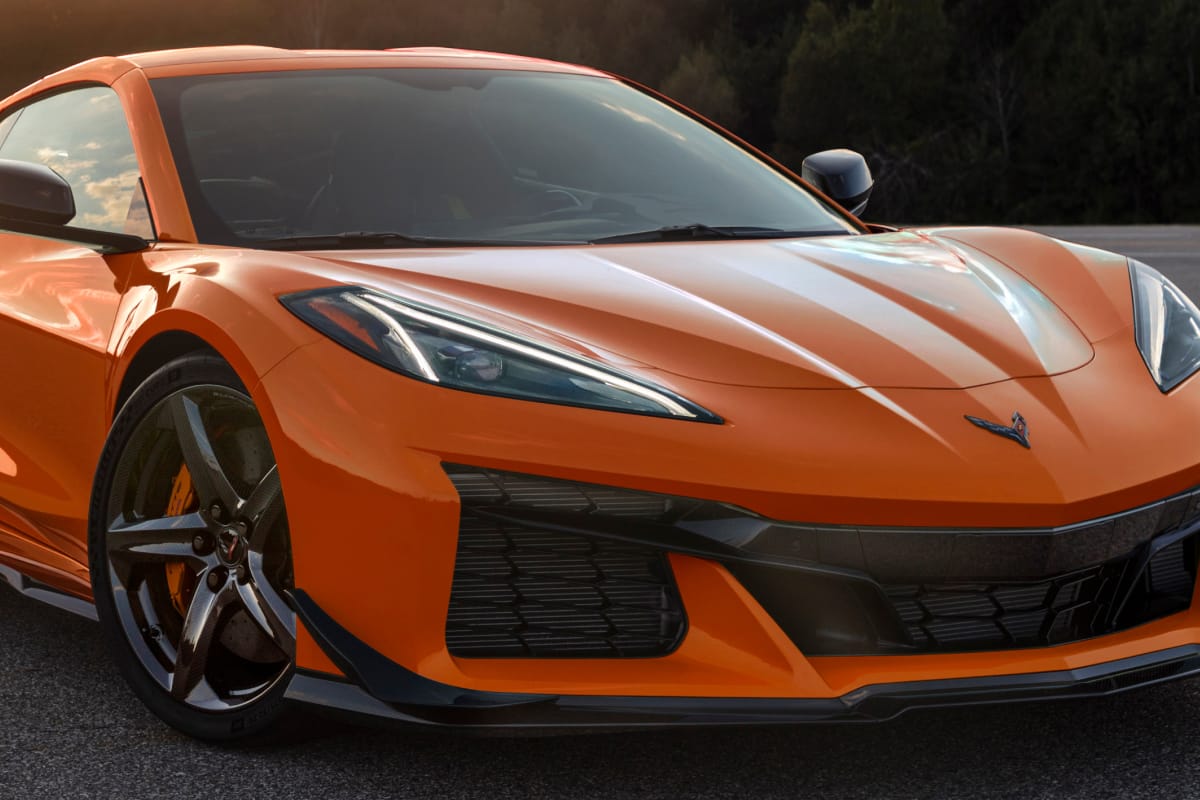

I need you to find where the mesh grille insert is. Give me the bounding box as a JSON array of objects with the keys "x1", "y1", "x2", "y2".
[
  {"x1": 445, "y1": 468, "x2": 686, "y2": 658},
  {"x1": 882, "y1": 532, "x2": 1197, "y2": 651}
]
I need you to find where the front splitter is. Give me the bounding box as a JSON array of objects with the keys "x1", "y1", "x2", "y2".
[{"x1": 284, "y1": 588, "x2": 1200, "y2": 732}]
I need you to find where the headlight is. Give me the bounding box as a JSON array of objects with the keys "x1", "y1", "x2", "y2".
[
  {"x1": 1130, "y1": 259, "x2": 1200, "y2": 392},
  {"x1": 281, "y1": 287, "x2": 721, "y2": 422}
]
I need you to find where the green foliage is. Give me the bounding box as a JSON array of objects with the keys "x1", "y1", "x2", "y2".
[
  {"x1": 775, "y1": 0, "x2": 955, "y2": 220},
  {"x1": 661, "y1": 45, "x2": 741, "y2": 129},
  {"x1": 1, "y1": 0, "x2": 1196, "y2": 223},
  {"x1": 1007, "y1": 0, "x2": 1200, "y2": 222}
]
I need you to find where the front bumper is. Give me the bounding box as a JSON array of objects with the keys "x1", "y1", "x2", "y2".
[
  {"x1": 255, "y1": 331, "x2": 1200, "y2": 723},
  {"x1": 284, "y1": 586, "x2": 1200, "y2": 729},
  {"x1": 438, "y1": 465, "x2": 1200, "y2": 659}
]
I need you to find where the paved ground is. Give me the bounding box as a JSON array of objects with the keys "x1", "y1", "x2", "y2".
[
  {"x1": 1030, "y1": 225, "x2": 1200, "y2": 296},
  {"x1": 3, "y1": 226, "x2": 1199, "y2": 800}
]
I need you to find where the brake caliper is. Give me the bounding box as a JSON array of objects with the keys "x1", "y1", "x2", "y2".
[{"x1": 164, "y1": 462, "x2": 197, "y2": 617}]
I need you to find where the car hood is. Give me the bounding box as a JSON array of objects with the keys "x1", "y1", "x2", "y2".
[{"x1": 317, "y1": 229, "x2": 1096, "y2": 390}]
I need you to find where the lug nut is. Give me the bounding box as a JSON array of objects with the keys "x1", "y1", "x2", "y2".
[
  {"x1": 209, "y1": 503, "x2": 223, "y2": 522},
  {"x1": 236, "y1": 564, "x2": 248, "y2": 582},
  {"x1": 192, "y1": 535, "x2": 207, "y2": 554},
  {"x1": 206, "y1": 570, "x2": 222, "y2": 590}
]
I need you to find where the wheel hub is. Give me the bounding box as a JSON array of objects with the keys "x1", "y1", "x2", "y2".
[{"x1": 215, "y1": 524, "x2": 249, "y2": 566}]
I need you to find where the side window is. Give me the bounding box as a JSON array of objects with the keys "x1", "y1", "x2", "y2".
[{"x1": 0, "y1": 86, "x2": 153, "y2": 237}]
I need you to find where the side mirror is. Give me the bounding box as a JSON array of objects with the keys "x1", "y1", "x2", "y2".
[
  {"x1": 801, "y1": 149, "x2": 873, "y2": 217},
  {"x1": 0, "y1": 158, "x2": 149, "y2": 253},
  {"x1": 0, "y1": 158, "x2": 75, "y2": 224}
]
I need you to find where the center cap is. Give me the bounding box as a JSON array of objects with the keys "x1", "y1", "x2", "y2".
[{"x1": 217, "y1": 526, "x2": 247, "y2": 565}]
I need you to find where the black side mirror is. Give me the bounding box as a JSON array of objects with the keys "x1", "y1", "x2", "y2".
[
  {"x1": 0, "y1": 158, "x2": 75, "y2": 224},
  {"x1": 801, "y1": 149, "x2": 873, "y2": 217},
  {"x1": 0, "y1": 158, "x2": 148, "y2": 253}
]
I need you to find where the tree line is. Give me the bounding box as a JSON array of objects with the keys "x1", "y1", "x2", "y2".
[{"x1": 1, "y1": 0, "x2": 1196, "y2": 224}]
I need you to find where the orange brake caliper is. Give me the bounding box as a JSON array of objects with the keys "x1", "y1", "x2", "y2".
[{"x1": 165, "y1": 463, "x2": 198, "y2": 617}]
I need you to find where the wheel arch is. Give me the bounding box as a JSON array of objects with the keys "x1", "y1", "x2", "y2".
[
  {"x1": 106, "y1": 277, "x2": 323, "y2": 425},
  {"x1": 112, "y1": 330, "x2": 218, "y2": 415}
]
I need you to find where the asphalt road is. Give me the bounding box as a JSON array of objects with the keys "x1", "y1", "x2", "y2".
[
  {"x1": 4, "y1": 226, "x2": 1200, "y2": 800},
  {"x1": 1032, "y1": 225, "x2": 1200, "y2": 297}
]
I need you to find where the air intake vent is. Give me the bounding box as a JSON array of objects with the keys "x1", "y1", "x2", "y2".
[
  {"x1": 444, "y1": 467, "x2": 686, "y2": 658},
  {"x1": 882, "y1": 528, "x2": 1198, "y2": 652}
]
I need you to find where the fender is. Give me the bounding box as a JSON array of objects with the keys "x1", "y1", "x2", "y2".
[{"x1": 105, "y1": 247, "x2": 328, "y2": 423}]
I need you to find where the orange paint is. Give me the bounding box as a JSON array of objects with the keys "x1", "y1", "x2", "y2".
[{"x1": 1, "y1": 46, "x2": 1197, "y2": 709}]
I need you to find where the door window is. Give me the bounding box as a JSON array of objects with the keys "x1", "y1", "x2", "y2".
[{"x1": 0, "y1": 86, "x2": 154, "y2": 237}]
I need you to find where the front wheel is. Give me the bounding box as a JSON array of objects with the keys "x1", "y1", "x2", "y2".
[{"x1": 89, "y1": 354, "x2": 296, "y2": 741}]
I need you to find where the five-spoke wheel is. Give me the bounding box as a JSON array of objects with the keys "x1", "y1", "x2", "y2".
[{"x1": 90, "y1": 355, "x2": 295, "y2": 740}]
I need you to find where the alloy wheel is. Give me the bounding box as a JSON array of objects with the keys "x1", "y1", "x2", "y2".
[{"x1": 102, "y1": 384, "x2": 294, "y2": 712}]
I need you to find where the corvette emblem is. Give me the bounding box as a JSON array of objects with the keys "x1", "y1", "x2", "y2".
[
  {"x1": 964, "y1": 411, "x2": 1030, "y2": 449},
  {"x1": 219, "y1": 528, "x2": 243, "y2": 562}
]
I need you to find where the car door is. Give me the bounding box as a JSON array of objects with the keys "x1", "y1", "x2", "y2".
[{"x1": 0, "y1": 84, "x2": 154, "y2": 592}]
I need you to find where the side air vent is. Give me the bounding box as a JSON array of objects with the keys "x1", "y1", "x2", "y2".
[{"x1": 444, "y1": 466, "x2": 686, "y2": 658}]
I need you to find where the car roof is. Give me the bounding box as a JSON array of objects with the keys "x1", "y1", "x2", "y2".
[
  {"x1": 120, "y1": 45, "x2": 583, "y2": 70},
  {"x1": 2, "y1": 45, "x2": 608, "y2": 107},
  {"x1": 109, "y1": 45, "x2": 602, "y2": 79}
]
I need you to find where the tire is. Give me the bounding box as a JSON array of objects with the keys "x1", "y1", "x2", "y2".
[{"x1": 88, "y1": 354, "x2": 297, "y2": 742}]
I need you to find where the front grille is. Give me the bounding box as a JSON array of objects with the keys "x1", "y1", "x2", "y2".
[
  {"x1": 449, "y1": 469, "x2": 674, "y2": 518},
  {"x1": 441, "y1": 464, "x2": 1200, "y2": 659},
  {"x1": 445, "y1": 467, "x2": 686, "y2": 658},
  {"x1": 884, "y1": 533, "x2": 1197, "y2": 652},
  {"x1": 733, "y1": 489, "x2": 1200, "y2": 656},
  {"x1": 885, "y1": 567, "x2": 1121, "y2": 650}
]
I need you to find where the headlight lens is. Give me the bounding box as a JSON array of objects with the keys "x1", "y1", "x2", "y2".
[
  {"x1": 281, "y1": 287, "x2": 721, "y2": 422},
  {"x1": 1130, "y1": 259, "x2": 1200, "y2": 392}
]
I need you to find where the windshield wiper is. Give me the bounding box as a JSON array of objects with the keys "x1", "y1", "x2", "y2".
[
  {"x1": 253, "y1": 231, "x2": 562, "y2": 250},
  {"x1": 588, "y1": 224, "x2": 847, "y2": 245}
]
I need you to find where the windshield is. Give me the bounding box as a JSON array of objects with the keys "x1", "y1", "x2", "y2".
[{"x1": 151, "y1": 68, "x2": 858, "y2": 247}]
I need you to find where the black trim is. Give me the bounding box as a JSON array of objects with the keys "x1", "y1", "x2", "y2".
[
  {"x1": 739, "y1": 491, "x2": 1200, "y2": 584},
  {"x1": 444, "y1": 465, "x2": 1200, "y2": 584},
  {"x1": 0, "y1": 565, "x2": 97, "y2": 621},
  {"x1": 476, "y1": 505, "x2": 876, "y2": 583},
  {"x1": 1112, "y1": 519, "x2": 1198, "y2": 625},
  {"x1": 283, "y1": 589, "x2": 1200, "y2": 729},
  {"x1": 0, "y1": 215, "x2": 149, "y2": 254},
  {"x1": 287, "y1": 588, "x2": 552, "y2": 712},
  {"x1": 444, "y1": 466, "x2": 874, "y2": 584}
]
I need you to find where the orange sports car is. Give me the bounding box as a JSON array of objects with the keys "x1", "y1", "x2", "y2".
[{"x1": 2, "y1": 46, "x2": 1200, "y2": 742}]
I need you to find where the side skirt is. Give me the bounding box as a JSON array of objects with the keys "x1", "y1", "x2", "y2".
[{"x1": 0, "y1": 564, "x2": 98, "y2": 621}]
